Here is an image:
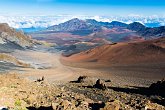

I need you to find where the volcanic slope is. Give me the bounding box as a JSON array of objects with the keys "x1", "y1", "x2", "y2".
[{"x1": 61, "y1": 37, "x2": 165, "y2": 66}]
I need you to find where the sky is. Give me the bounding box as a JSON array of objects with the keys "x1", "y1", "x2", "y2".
[{"x1": 0, "y1": 0, "x2": 165, "y2": 16}]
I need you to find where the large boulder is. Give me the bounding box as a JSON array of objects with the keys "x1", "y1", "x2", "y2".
[
  {"x1": 100, "y1": 101, "x2": 120, "y2": 110},
  {"x1": 77, "y1": 76, "x2": 87, "y2": 83},
  {"x1": 70, "y1": 76, "x2": 87, "y2": 83},
  {"x1": 149, "y1": 78, "x2": 165, "y2": 96},
  {"x1": 93, "y1": 79, "x2": 106, "y2": 90}
]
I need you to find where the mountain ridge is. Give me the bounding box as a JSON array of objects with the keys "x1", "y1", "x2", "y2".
[
  {"x1": 0, "y1": 23, "x2": 50, "y2": 53},
  {"x1": 47, "y1": 18, "x2": 165, "y2": 39},
  {"x1": 0, "y1": 23, "x2": 34, "y2": 48},
  {"x1": 47, "y1": 18, "x2": 128, "y2": 32}
]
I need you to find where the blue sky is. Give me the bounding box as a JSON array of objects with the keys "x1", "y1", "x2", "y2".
[{"x1": 0, "y1": 0, "x2": 165, "y2": 16}]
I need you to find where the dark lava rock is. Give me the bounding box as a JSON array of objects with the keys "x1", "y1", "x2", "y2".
[
  {"x1": 93, "y1": 79, "x2": 106, "y2": 90},
  {"x1": 35, "y1": 76, "x2": 45, "y2": 82},
  {"x1": 77, "y1": 76, "x2": 87, "y2": 83},
  {"x1": 149, "y1": 78, "x2": 165, "y2": 97},
  {"x1": 70, "y1": 76, "x2": 87, "y2": 83},
  {"x1": 105, "y1": 80, "x2": 111, "y2": 82}
]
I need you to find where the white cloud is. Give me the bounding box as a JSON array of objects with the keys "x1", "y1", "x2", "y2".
[
  {"x1": 0, "y1": 15, "x2": 164, "y2": 29},
  {"x1": 160, "y1": 22, "x2": 165, "y2": 26}
]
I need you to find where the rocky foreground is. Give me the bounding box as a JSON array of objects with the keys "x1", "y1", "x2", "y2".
[{"x1": 0, "y1": 74, "x2": 164, "y2": 110}]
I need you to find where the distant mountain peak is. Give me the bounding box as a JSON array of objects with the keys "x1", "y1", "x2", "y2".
[
  {"x1": 127, "y1": 22, "x2": 165, "y2": 38},
  {"x1": 47, "y1": 18, "x2": 128, "y2": 32},
  {"x1": 69, "y1": 18, "x2": 81, "y2": 21},
  {"x1": 130, "y1": 22, "x2": 145, "y2": 27},
  {"x1": 65, "y1": 18, "x2": 84, "y2": 24},
  {"x1": 47, "y1": 18, "x2": 90, "y2": 32},
  {"x1": 127, "y1": 22, "x2": 146, "y2": 31},
  {"x1": 110, "y1": 21, "x2": 128, "y2": 27},
  {"x1": 46, "y1": 18, "x2": 165, "y2": 39}
]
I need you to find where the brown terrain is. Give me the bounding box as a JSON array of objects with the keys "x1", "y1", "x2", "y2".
[
  {"x1": 61, "y1": 37, "x2": 165, "y2": 86},
  {"x1": 0, "y1": 23, "x2": 165, "y2": 109},
  {"x1": 61, "y1": 37, "x2": 165, "y2": 65},
  {"x1": 1, "y1": 46, "x2": 163, "y2": 110},
  {"x1": 0, "y1": 53, "x2": 30, "y2": 67},
  {"x1": 1, "y1": 74, "x2": 164, "y2": 110},
  {"x1": 0, "y1": 23, "x2": 34, "y2": 47}
]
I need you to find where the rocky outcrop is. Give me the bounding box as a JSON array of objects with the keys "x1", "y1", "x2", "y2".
[
  {"x1": 0, "y1": 74, "x2": 165, "y2": 110},
  {"x1": 149, "y1": 78, "x2": 165, "y2": 90},
  {"x1": 70, "y1": 76, "x2": 88, "y2": 83},
  {"x1": 149, "y1": 78, "x2": 165, "y2": 97},
  {"x1": 100, "y1": 100, "x2": 120, "y2": 110},
  {"x1": 93, "y1": 79, "x2": 106, "y2": 90},
  {"x1": 0, "y1": 53, "x2": 30, "y2": 67},
  {"x1": 0, "y1": 23, "x2": 34, "y2": 48},
  {"x1": 77, "y1": 76, "x2": 87, "y2": 83}
]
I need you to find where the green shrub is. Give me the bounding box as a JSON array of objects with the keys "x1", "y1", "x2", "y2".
[{"x1": 14, "y1": 99, "x2": 21, "y2": 106}]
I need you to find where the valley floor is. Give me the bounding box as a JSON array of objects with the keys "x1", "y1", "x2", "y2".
[
  {"x1": 10, "y1": 50, "x2": 165, "y2": 87},
  {"x1": 0, "y1": 50, "x2": 164, "y2": 109}
]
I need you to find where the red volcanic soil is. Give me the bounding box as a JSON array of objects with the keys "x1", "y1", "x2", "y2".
[
  {"x1": 121, "y1": 35, "x2": 144, "y2": 42},
  {"x1": 61, "y1": 37, "x2": 165, "y2": 66},
  {"x1": 89, "y1": 38, "x2": 112, "y2": 44},
  {"x1": 101, "y1": 28, "x2": 133, "y2": 34}
]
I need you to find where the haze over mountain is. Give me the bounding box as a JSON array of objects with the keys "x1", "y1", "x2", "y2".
[{"x1": 1, "y1": 15, "x2": 165, "y2": 32}]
